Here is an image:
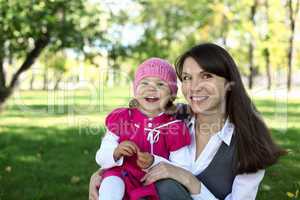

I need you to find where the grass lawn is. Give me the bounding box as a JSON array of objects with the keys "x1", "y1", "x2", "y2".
[{"x1": 0, "y1": 87, "x2": 299, "y2": 200}]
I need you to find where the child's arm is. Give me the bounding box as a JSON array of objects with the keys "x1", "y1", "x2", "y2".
[
  {"x1": 95, "y1": 131, "x2": 124, "y2": 169},
  {"x1": 96, "y1": 131, "x2": 140, "y2": 169}
]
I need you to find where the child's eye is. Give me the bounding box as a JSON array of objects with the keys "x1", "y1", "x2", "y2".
[
  {"x1": 157, "y1": 82, "x2": 166, "y2": 87},
  {"x1": 141, "y1": 81, "x2": 148, "y2": 85}
]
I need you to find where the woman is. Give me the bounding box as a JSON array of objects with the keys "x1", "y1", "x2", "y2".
[{"x1": 89, "y1": 43, "x2": 285, "y2": 200}]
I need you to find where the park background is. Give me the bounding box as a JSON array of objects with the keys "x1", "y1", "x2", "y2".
[{"x1": 0, "y1": 0, "x2": 299, "y2": 199}]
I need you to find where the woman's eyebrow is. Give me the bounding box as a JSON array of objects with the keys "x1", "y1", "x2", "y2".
[
  {"x1": 182, "y1": 72, "x2": 191, "y2": 75},
  {"x1": 182, "y1": 70, "x2": 206, "y2": 75}
]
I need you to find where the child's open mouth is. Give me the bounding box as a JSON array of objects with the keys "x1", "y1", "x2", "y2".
[{"x1": 145, "y1": 97, "x2": 160, "y2": 102}]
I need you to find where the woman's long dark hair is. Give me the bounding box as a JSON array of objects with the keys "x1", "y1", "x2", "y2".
[{"x1": 175, "y1": 43, "x2": 286, "y2": 174}]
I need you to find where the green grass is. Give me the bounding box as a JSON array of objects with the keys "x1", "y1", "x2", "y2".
[{"x1": 0, "y1": 87, "x2": 299, "y2": 200}]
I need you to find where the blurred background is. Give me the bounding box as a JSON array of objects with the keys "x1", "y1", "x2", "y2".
[{"x1": 0, "y1": 0, "x2": 299, "y2": 199}]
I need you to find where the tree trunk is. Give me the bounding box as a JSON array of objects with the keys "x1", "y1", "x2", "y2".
[
  {"x1": 43, "y1": 68, "x2": 48, "y2": 90},
  {"x1": 248, "y1": 42, "x2": 254, "y2": 89},
  {"x1": 54, "y1": 74, "x2": 63, "y2": 90},
  {"x1": 10, "y1": 33, "x2": 50, "y2": 89},
  {"x1": 221, "y1": 13, "x2": 228, "y2": 48},
  {"x1": 0, "y1": 48, "x2": 10, "y2": 105},
  {"x1": 30, "y1": 69, "x2": 35, "y2": 90},
  {"x1": 0, "y1": 59, "x2": 11, "y2": 105},
  {"x1": 0, "y1": 33, "x2": 50, "y2": 106},
  {"x1": 287, "y1": 0, "x2": 299, "y2": 91},
  {"x1": 248, "y1": 0, "x2": 258, "y2": 89},
  {"x1": 263, "y1": 48, "x2": 271, "y2": 90},
  {"x1": 264, "y1": 0, "x2": 272, "y2": 90}
]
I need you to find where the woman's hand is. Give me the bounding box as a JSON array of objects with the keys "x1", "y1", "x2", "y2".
[
  {"x1": 136, "y1": 151, "x2": 154, "y2": 169},
  {"x1": 141, "y1": 162, "x2": 201, "y2": 195},
  {"x1": 113, "y1": 140, "x2": 140, "y2": 161},
  {"x1": 89, "y1": 169, "x2": 102, "y2": 200}
]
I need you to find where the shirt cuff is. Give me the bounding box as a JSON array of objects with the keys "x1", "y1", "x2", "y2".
[
  {"x1": 115, "y1": 156, "x2": 124, "y2": 166},
  {"x1": 191, "y1": 182, "x2": 218, "y2": 200},
  {"x1": 146, "y1": 154, "x2": 171, "y2": 169}
]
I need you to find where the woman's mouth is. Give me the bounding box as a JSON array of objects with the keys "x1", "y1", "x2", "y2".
[
  {"x1": 190, "y1": 96, "x2": 209, "y2": 103},
  {"x1": 145, "y1": 97, "x2": 160, "y2": 102}
]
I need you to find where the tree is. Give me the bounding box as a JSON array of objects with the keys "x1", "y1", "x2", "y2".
[
  {"x1": 131, "y1": 0, "x2": 212, "y2": 62},
  {"x1": 0, "y1": 0, "x2": 104, "y2": 105},
  {"x1": 286, "y1": 0, "x2": 300, "y2": 90},
  {"x1": 248, "y1": 0, "x2": 258, "y2": 89},
  {"x1": 261, "y1": 0, "x2": 272, "y2": 90},
  {"x1": 42, "y1": 51, "x2": 68, "y2": 90}
]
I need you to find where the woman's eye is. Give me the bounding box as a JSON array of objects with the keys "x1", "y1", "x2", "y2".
[
  {"x1": 182, "y1": 76, "x2": 191, "y2": 81},
  {"x1": 202, "y1": 73, "x2": 213, "y2": 79},
  {"x1": 141, "y1": 82, "x2": 148, "y2": 85}
]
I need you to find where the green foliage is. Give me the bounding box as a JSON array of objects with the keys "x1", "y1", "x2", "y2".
[
  {"x1": 0, "y1": 0, "x2": 104, "y2": 60},
  {"x1": 44, "y1": 51, "x2": 67, "y2": 73}
]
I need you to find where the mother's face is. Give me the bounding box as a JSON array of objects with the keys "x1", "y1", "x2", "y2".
[{"x1": 181, "y1": 57, "x2": 228, "y2": 115}]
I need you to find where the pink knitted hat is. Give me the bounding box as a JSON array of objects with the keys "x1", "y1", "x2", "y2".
[{"x1": 134, "y1": 57, "x2": 178, "y2": 96}]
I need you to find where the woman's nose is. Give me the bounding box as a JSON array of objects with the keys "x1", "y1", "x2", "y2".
[{"x1": 191, "y1": 79, "x2": 200, "y2": 89}]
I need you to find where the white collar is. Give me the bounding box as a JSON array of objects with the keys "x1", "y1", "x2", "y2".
[
  {"x1": 148, "y1": 111, "x2": 164, "y2": 120},
  {"x1": 187, "y1": 117, "x2": 235, "y2": 146}
]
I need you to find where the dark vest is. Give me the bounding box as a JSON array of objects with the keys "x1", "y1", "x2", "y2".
[
  {"x1": 175, "y1": 103, "x2": 237, "y2": 199},
  {"x1": 196, "y1": 136, "x2": 237, "y2": 200}
]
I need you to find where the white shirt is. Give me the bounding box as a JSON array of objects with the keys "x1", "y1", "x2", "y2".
[{"x1": 151, "y1": 117, "x2": 265, "y2": 200}]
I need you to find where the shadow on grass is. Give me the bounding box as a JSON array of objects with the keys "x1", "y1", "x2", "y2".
[
  {"x1": 0, "y1": 125, "x2": 299, "y2": 200},
  {"x1": 0, "y1": 125, "x2": 105, "y2": 200}
]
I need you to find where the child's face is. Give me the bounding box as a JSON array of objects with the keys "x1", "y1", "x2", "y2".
[{"x1": 135, "y1": 77, "x2": 171, "y2": 117}]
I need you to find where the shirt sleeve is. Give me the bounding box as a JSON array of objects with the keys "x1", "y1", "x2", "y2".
[
  {"x1": 165, "y1": 121, "x2": 191, "y2": 152},
  {"x1": 224, "y1": 169, "x2": 265, "y2": 200},
  {"x1": 147, "y1": 146, "x2": 191, "y2": 171},
  {"x1": 191, "y1": 170, "x2": 265, "y2": 200},
  {"x1": 95, "y1": 131, "x2": 124, "y2": 169}
]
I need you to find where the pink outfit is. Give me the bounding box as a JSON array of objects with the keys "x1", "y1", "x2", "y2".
[{"x1": 102, "y1": 107, "x2": 191, "y2": 200}]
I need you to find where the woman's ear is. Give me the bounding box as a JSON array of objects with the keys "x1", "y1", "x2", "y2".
[{"x1": 225, "y1": 81, "x2": 235, "y2": 92}]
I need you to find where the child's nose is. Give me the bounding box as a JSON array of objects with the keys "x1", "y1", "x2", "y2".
[{"x1": 147, "y1": 84, "x2": 157, "y2": 91}]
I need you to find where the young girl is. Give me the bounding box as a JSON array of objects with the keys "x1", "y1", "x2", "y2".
[{"x1": 95, "y1": 58, "x2": 191, "y2": 200}]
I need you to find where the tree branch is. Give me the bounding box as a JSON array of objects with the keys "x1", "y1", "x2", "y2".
[{"x1": 9, "y1": 33, "x2": 50, "y2": 88}]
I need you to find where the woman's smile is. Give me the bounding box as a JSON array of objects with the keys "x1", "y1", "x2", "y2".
[{"x1": 190, "y1": 95, "x2": 209, "y2": 102}]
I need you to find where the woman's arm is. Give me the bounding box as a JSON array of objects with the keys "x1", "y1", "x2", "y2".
[
  {"x1": 191, "y1": 170, "x2": 265, "y2": 200},
  {"x1": 141, "y1": 162, "x2": 201, "y2": 195},
  {"x1": 89, "y1": 169, "x2": 102, "y2": 200},
  {"x1": 142, "y1": 163, "x2": 265, "y2": 200}
]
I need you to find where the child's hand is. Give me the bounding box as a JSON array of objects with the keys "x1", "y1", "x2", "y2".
[
  {"x1": 113, "y1": 141, "x2": 139, "y2": 161},
  {"x1": 137, "y1": 151, "x2": 154, "y2": 169}
]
